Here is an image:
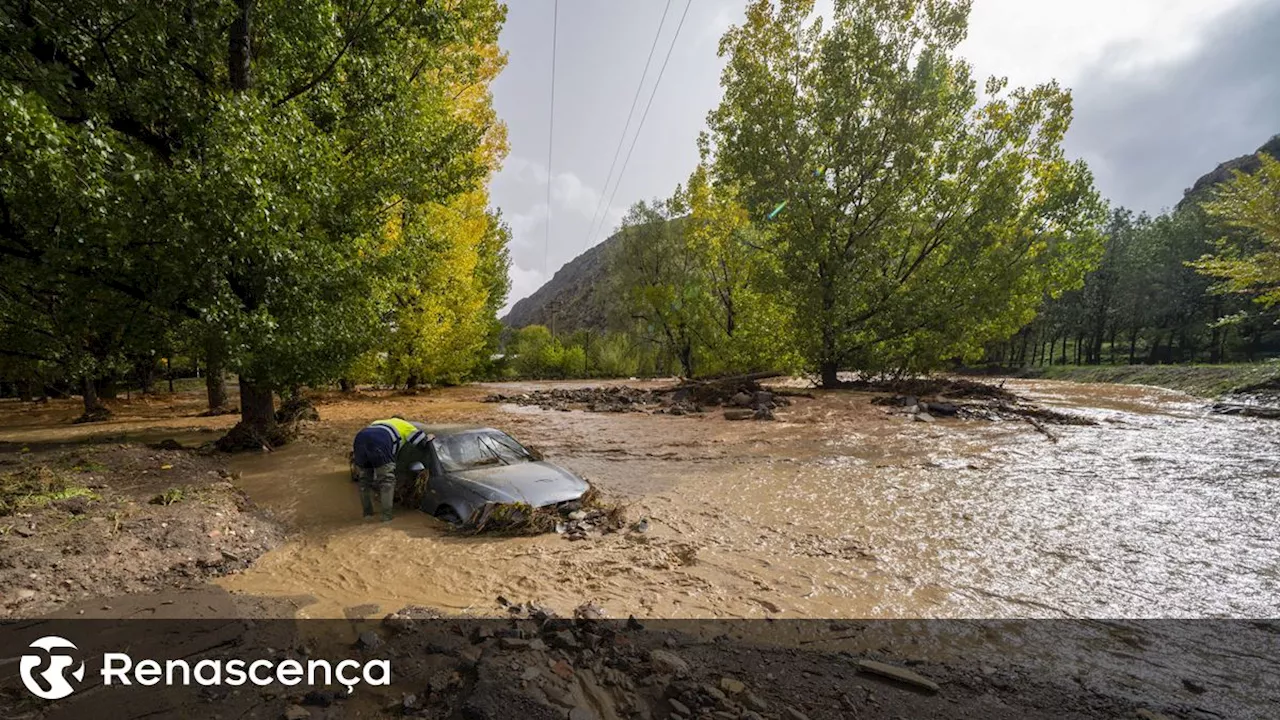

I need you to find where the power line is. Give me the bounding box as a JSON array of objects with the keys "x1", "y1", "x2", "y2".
[
  {"x1": 590, "y1": 0, "x2": 694, "y2": 248},
  {"x1": 543, "y1": 0, "x2": 559, "y2": 278},
  {"x1": 582, "y1": 0, "x2": 674, "y2": 251}
]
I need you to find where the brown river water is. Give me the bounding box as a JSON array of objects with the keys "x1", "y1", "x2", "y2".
[{"x1": 3, "y1": 379, "x2": 1277, "y2": 620}]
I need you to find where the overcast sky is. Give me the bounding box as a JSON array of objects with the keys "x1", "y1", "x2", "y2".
[{"x1": 489, "y1": 0, "x2": 1280, "y2": 312}]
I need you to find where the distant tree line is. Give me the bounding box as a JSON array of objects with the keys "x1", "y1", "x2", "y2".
[
  {"x1": 986, "y1": 156, "x2": 1280, "y2": 369},
  {"x1": 0, "y1": 0, "x2": 513, "y2": 446}
]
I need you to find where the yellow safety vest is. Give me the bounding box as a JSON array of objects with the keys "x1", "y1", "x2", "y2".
[{"x1": 370, "y1": 418, "x2": 427, "y2": 453}]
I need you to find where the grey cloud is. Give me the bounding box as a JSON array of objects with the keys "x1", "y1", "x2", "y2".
[{"x1": 1065, "y1": 0, "x2": 1280, "y2": 213}]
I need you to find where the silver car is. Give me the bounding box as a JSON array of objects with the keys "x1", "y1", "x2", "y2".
[{"x1": 354, "y1": 424, "x2": 590, "y2": 523}]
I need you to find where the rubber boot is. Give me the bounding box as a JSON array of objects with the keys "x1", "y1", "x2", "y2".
[
  {"x1": 380, "y1": 483, "x2": 395, "y2": 522},
  {"x1": 360, "y1": 486, "x2": 375, "y2": 518}
]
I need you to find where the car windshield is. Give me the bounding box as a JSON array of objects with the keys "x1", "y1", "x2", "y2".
[{"x1": 433, "y1": 430, "x2": 533, "y2": 472}]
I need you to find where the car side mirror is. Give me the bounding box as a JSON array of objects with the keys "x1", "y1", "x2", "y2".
[{"x1": 525, "y1": 445, "x2": 545, "y2": 461}]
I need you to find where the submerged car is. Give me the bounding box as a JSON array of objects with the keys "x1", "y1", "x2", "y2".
[{"x1": 351, "y1": 424, "x2": 590, "y2": 523}]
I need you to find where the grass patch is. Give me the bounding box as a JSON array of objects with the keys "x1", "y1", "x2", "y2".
[
  {"x1": 0, "y1": 466, "x2": 99, "y2": 516},
  {"x1": 1026, "y1": 364, "x2": 1280, "y2": 398},
  {"x1": 149, "y1": 487, "x2": 187, "y2": 506}
]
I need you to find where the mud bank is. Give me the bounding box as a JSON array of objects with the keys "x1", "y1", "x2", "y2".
[{"x1": 0, "y1": 442, "x2": 284, "y2": 618}]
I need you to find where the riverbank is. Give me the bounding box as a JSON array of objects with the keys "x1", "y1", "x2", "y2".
[
  {"x1": 0, "y1": 440, "x2": 285, "y2": 618},
  {"x1": 978, "y1": 363, "x2": 1280, "y2": 398}
]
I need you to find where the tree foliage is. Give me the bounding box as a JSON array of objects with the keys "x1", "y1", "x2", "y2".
[
  {"x1": 0, "y1": 0, "x2": 512, "y2": 434},
  {"x1": 1193, "y1": 154, "x2": 1280, "y2": 307},
  {"x1": 704, "y1": 0, "x2": 1105, "y2": 384}
]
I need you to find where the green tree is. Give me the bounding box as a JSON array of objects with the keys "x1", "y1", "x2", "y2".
[
  {"x1": 610, "y1": 197, "x2": 702, "y2": 377},
  {"x1": 0, "y1": 0, "x2": 508, "y2": 442},
  {"x1": 706, "y1": 0, "x2": 1105, "y2": 385},
  {"x1": 1193, "y1": 154, "x2": 1280, "y2": 307}
]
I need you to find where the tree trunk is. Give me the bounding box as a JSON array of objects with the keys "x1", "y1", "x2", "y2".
[
  {"x1": 820, "y1": 361, "x2": 840, "y2": 388},
  {"x1": 339, "y1": 377, "x2": 352, "y2": 393},
  {"x1": 205, "y1": 336, "x2": 230, "y2": 412},
  {"x1": 74, "y1": 375, "x2": 111, "y2": 421},
  {"x1": 137, "y1": 360, "x2": 155, "y2": 395},
  {"x1": 406, "y1": 374, "x2": 418, "y2": 391},
  {"x1": 228, "y1": 0, "x2": 254, "y2": 91},
  {"x1": 678, "y1": 342, "x2": 695, "y2": 380},
  {"x1": 83, "y1": 376, "x2": 100, "y2": 412},
  {"x1": 240, "y1": 380, "x2": 275, "y2": 430},
  {"x1": 18, "y1": 379, "x2": 33, "y2": 403}
]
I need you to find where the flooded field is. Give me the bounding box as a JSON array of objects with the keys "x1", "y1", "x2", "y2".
[{"x1": 3, "y1": 378, "x2": 1275, "y2": 621}]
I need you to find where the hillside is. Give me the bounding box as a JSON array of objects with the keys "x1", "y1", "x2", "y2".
[
  {"x1": 1178, "y1": 134, "x2": 1280, "y2": 209},
  {"x1": 501, "y1": 230, "x2": 623, "y2": 333}
]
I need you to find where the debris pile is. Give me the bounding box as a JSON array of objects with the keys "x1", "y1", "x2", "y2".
[
  {"x1": 485, "y1": 372, "x2": 795, "y2": 421},
  {"x1": 456, "y1": 486, "x2": 626, "y2": 539},
  {"x1": 485, "y1": 386, "x2": 663, "y2": 413},
  {"x1": 214, "y1": 396, "x2": 321, "y2": 452},
  {"x1": 873, "y1": 390, "x2": 1096, "y2": 437}
]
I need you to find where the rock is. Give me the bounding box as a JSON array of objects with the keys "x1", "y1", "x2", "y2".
[
  {"x1": 912, "y1": 412, "x2": 935, "y2": 423},
  {"x1": 282, "y1": 705, "x2": 311, "y2": 720},
  {"x1": 753, "y1": 391, "x2": 774, "y2": 406},
  {"x1": 926, "y1": 401, "x2": 958, "y2": 416},
  {"x1": 732, "y1": 392, "x2": 754, "y2": 407},
  {"x1": 668, "y1": 698, "x2": 691, "y2": 716},
  {"x1": 402, "y1": 694, "x2": 421, "y2": 711},
  {"x1": 573, "y1": 602, "x2": 606, "y2": 620},
  {"x1": 630, "y1": 518, "x2": 650, "y2": 533},
  {"x1": 701, "y1": 683, "x2": 728, "y2": 704},
  {"x1": 569, "y1": 707, "x2": 600, "y2": 720},
  {"x1": 742, "y1": 692, "x2": 769, "y2": 711},
  {"x1": 500, "y1": 637, "x2": 531, "y2": 649},
  {"x1": 719, "y1": 677, "x2": 745, "y2": 695},
  {"x1": 550, "y1": 630, "x2": 581, "y2": 650},
  {"x1": 528, "y1": 638, "x2": 548, "y2": 652},
  {"x1": 300, "y1": 691, "x2": 334, "y2": 707},
  {"x1": 648, "y1": 649, "x2": 690, "y2": 675},
  {"x1": 551, "y1": 659, "x2": 575, "y2": 680},
  {"x1": 1135, "y1": 711, "x2": 1172, "y2": 720},
  {"x1": 1181, "y1": 678, "x2": 1206, "y2": 694},
  {"x1": 753, "y1": 407, "x2": 775, "y2": 421},
  {"x1": 458, "y1": 646, "x2": 483, "y2": 668},
  {"x1": 856, "y1": 660, "x2": 939, "y2": 693},
  {"x1": 14, "y1": 588, "x2": 37, "y2": 602},
  {"x1": 355, "y1": 630, "x2": 383, "y2": 650},
  {"x1": 724, "y1": 409, "x2": 755, "y2": 421},
  {"x1": 568, "y1": 510, "x2": 588, "y2": 521}
]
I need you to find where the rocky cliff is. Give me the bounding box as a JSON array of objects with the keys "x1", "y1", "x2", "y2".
[
  {"x1": 1178, "y1": 134, "x2": 1280, "y2": 209},
  {"x1": 501, "y1": 231, "x2": 623, "y2": 333}
]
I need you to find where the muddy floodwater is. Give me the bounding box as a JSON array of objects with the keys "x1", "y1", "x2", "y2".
[{"x1": 4, "y1": 379, "x2": 1278, "y2": 620}]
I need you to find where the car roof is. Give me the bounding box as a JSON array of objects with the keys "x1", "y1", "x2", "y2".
[{"x1": 408, "y1": 423, "x2": 506, "y2": 438}]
